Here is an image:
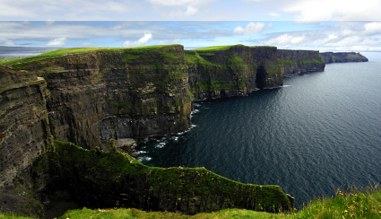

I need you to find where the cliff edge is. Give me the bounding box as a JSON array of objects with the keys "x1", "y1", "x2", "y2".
[
  {"x1": 0, "y1": 44, "x2": 327, "y2": 217},
  {"x1": 320, "y1": 52, "x2": 368, "y2": 63}
]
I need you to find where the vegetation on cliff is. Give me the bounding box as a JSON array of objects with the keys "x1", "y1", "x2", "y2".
[
  {"x1": 31, "y1": 141, "x2": 291, "y2": 216},
  {"x1": 2, "y1": 187, "x2": 381, "y2": 218},
  {"x1": 320, "y1": 52, "x2": 368, "y2": 64},
  {"x1": 1, "y1": 45, "x2": 368, "y2": 218},
  {"x1": 0, "y1": 45, "x2": 182, "y2": 67}
]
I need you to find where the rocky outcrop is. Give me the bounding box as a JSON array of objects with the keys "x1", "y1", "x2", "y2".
[
  {"x1": 320, "y1": 52, "x2": 368, "y2": 63},
  {"x1": 0, "y1": 66, "x2": 51, "y2": 188},
  {"x1": 34, "y1": 141, "x2": 292, "y2": 215}
]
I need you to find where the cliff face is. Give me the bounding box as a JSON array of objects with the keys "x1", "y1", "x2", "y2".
[
  {"x1": 0, "y1": 66, "x2": 51, "y2": 188},
  {"x1": 33, "y1": 141, "x2": 292, "y2": 215},
  {"x1": 0, "y1": 44, "x2": 326, "y2": 217},
  {"x1": 17, "y1": 45, "x2": 192, "y2": 150},
  {"x1": 320, "y1": 52, "x2": 368, "y2": 63},
  {"x1": 277, "y1": 49, "x2": 326, "y2": 77},
  {"x1": 186, "y1": 45, "x2": 325, "y2": 100}
]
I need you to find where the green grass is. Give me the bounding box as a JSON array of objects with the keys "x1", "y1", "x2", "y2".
[
  {"x1": 0, "y1": 214, "x2": 34, "y2": 219},
  {"x1": 0, "y1": 44, "x2": 182, "y2": 67},
  {"x1": 31, "y1": 141, "x2": 291, "y2": 216},
  {"x1": 59, "y1": 208, "x2": 279, "y2": 219},
  {"x1": 192, "y1": 45, "x2": 235, "y2": 51},
  {"x1": 56, "y1": 188, "x2": 381, "y2": 219},
  {"x1": 184, "y1": 51, "x2": 214, "y2": 65},
  {"x1": 299, "y1": 58, "x2": 324, "y2": 65},
  {"x1": 250, "y1": 46, "x2": 277, "y2": 49},
  {"x1": 4, "y1": 155, "x2": 381, "y2": 219}
]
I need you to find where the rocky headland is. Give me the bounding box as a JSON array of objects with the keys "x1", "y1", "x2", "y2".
[
  {"x1": 0, "y1": 45, "x2": 367, "y2": 218},
  {"x1": 320, "y1": 52, "x2": 368, "y2": 63}
]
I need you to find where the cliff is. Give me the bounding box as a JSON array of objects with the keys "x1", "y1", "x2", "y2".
[
  {"x1": 0, "y1": 44, "x2": 326, "y2": 217},
  {"x1": 320, "y1": 52, "x2": 368, "y2": 63},
  {"x1": 2, "y1": 45, "x2": 192, "y2": 151},
  {"x1": 32, "y1": 141, "x2": 291, "y2": 216},
  {"x1": 186, "y1": 45, "x2": 324, "y2": 100},
  {"x1": 0, "y1": 66, "x2": 51, "y2": 188}
]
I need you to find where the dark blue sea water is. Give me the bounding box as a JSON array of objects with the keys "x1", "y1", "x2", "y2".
[{"x1": 137, "y1": 52, "x2": 381, "y2": 208}]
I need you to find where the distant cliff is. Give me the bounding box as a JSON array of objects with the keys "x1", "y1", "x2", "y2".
[
  {"x1": 320, "y1": 52, "x2": 368, "y2": 63},
  {"x1": 186, "y1": 45, "x2": 324, "y2": 100},
  {"x1": 0, "y1": 44, "x2": 326, "y2": 217}
]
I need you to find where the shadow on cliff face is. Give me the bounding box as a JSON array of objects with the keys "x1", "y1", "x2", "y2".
[
  {"x1": 31, "y1": 141, "x2": 292, "y2": 218},
  {"x1": 256, "y1": 65, "x2": 267, "y2": 89}
]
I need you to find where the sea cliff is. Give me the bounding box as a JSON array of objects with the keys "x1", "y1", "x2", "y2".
[
  {"x1": 320, "y1": 52, "x2": 368, "y2": 63},
  {"x1": 1, "y1": 44, "x2": 362, "y2": 217}
]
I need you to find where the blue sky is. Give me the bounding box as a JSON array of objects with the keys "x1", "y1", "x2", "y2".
[{"x1": 1, "y1": 0, "x2": 381, "y2": 51}]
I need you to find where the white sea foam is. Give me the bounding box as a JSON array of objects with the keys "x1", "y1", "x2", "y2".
[
  {"x1": 193, "y1": 103, "x2": 201, "y2": 108},
  {"x1": 135, "y1": 150, "x2": 147, "y2": 155},
  {"x1": 138, "y1": 156, "x2": 152, "y2": 162},
  {"x1": 155, "y1": 141, "x2": 167, "y2": 148}
]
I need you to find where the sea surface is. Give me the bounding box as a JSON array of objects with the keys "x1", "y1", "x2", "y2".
[{"x1": 137, "y1": 52, "x2": 381, "y2": 208}]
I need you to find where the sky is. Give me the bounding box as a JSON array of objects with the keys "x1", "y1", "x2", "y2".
[{"x1": 1, "y1": 0, "x2": 381, "y2": 51}]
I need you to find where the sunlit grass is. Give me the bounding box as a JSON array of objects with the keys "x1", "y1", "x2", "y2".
[
  {"x1": 55, "y1": 187, "x2": 381, "y2": 219},
  {"x1": 0, "y1": 44, "x2": 181, "y2": 66},
  {"x1": 192, "y1": 45, "x2": 234, "y2": 51}
]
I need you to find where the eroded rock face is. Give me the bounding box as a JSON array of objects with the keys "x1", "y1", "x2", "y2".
[
  {"x1": 19, "y1": 46, "x2": 192, "y2": 150},
  {"x1": 186, "y1": 45, "x2": 325, "y2": 100},
  {"x1": 320, "y1": 52, "x2": 368, "y2": 63},
  {"x1": 0, "y1": 66, "x2": 51, "y2": 188},
  {"x1": 277, "y1": 49, "x2": 326, "y2": 77},
  {"x1": 0, "y1": 44, "x2": 326, "y2": 194},
  {"x1": 34, "y1": 142, "x2": 293, "y2": 216}
]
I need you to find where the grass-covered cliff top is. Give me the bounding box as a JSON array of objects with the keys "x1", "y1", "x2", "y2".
[
  {"x1": 191, "y1": 45, "x2": 235, "y2": 51},
  {"x1": 31, "y1": 141, "x2": 291, "y2": 216},
  {"x1": 191, "y1": 45, "x2": 277, "y2": 52},
  {"x1": 3, "y1": 188, "x2": 381, "y2": 218},
  {"x1": 0, "y1": 44, "x2": 183, "y2": 67},
  {"x1": 60, "y1": 187, "x2": 381, "y2": 219}
]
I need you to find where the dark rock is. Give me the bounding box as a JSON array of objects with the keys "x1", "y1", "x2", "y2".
[{"x1": 320, "y1": 52, "x2": 368, "y2": 64}]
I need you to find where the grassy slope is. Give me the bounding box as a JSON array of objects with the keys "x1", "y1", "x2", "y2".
[
  {"x1": 0, "y1": 44, "x2": 181, "y2": 66},
  {"x1": 31, "y1": 141, "x2": 290, "y2": 215},
  {"x1": 58, "y1": 188, "x2": 381, "y2": 218}
]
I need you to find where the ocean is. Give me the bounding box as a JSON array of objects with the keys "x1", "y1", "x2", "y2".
[{"x1": 137, "y1": 52, "x2": 381, "y2": 208}]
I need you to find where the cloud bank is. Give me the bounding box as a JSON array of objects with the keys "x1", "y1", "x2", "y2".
[{"x1": 234, "y1": 22, "x2": 265, "y2": 35}]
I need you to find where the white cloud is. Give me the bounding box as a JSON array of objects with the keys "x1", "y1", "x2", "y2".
[
  {"x1": 265, "y1": 34, "x2": 305, "y2": 46},
  {"x1": 269, "y1": 12, "x2": 279, "y2": 17},
  {"x1": 0, "y1": 0, "x2": 134, "y2": 21},
  {"x1": 47, "y1": 37, "x2": 66, "y2": 46},
  {"x1": 123, "y1": 33, "x2": 153, "y2": 47},
  {"x1": 148, "y1": 0, "x2": 209, "y2": 18},
  {"x1": 234, "y1": 22, "x2": 265, "y2": 35},
  {"x1": 137, "y1": 33, "x2": 153, "y2": 44},
  {"x1": 364, "y1": 22, "x2": 381, "y2": 34},
  {"x1": 261, "y1": 22, "x2": 381, "y2": 51},
  {"x1": 284, "y1": 0, "x2": 381, "y2": 22},
  {"x1": 185, "y1": 6, "x2": 198, "y2": 16},
  {"x1": 0, "y1": 38, "x2": 15, "y2": 46},
  {"x1": 148, "y1": 0, "x2": 207, "y2": 6}
]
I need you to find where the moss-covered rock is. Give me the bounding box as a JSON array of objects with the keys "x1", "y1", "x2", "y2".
[{"x1": 32, "y1": 141, "x2": 292, "y2": 216}]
